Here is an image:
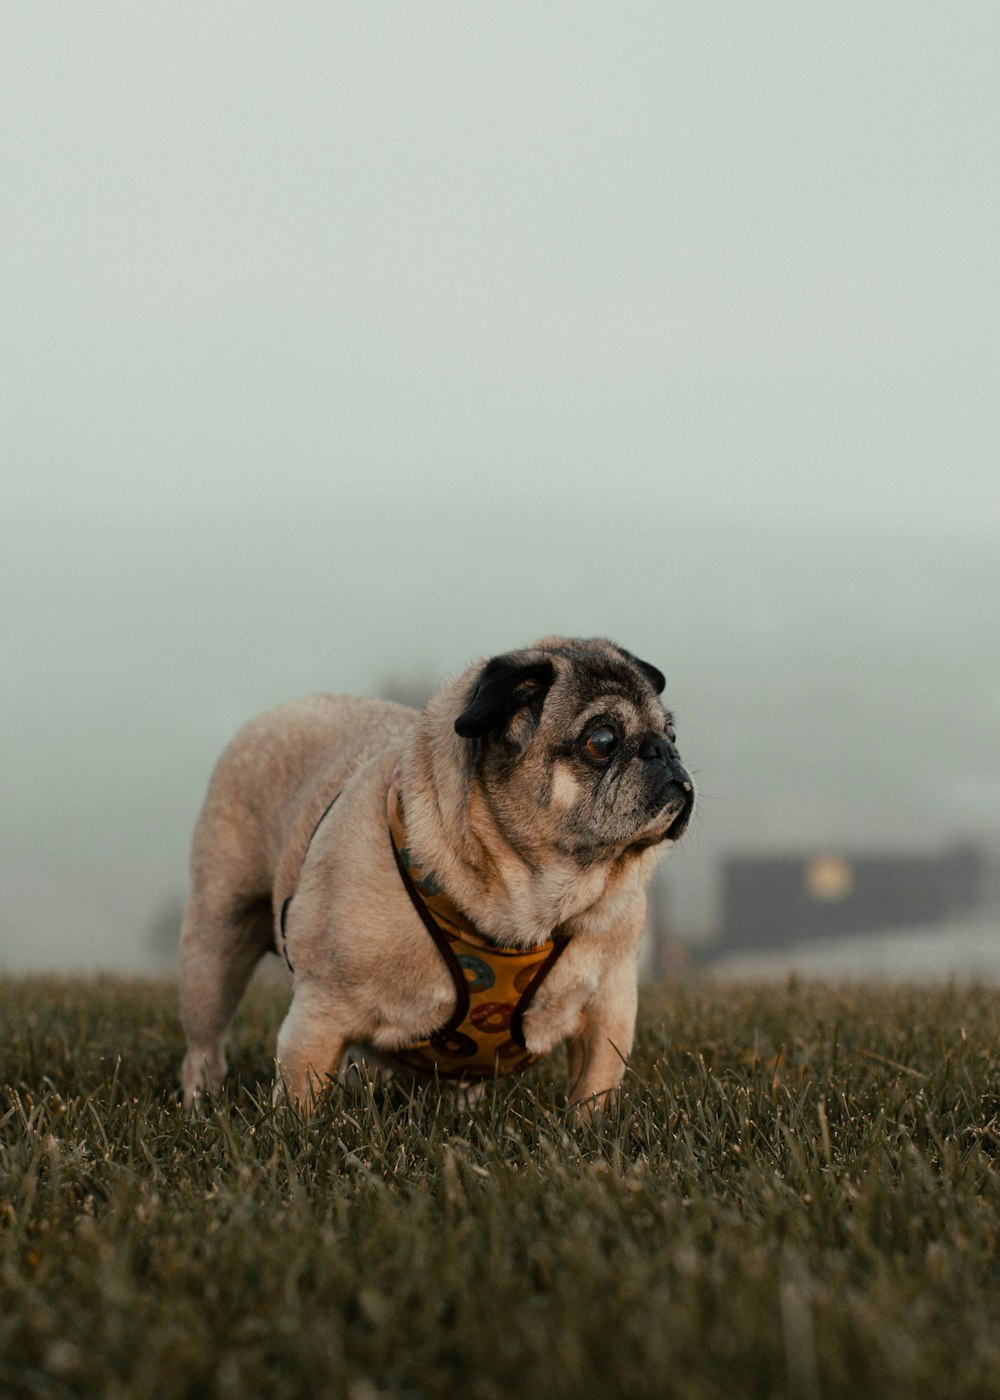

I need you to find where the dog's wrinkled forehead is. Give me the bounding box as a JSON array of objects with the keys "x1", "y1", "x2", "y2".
[
  {"x1": 543, "y1": 641, "x2": 666, "y2": 726},
  {"x1": 453, "y1": 636, "x2": 667, "y2": 745}
]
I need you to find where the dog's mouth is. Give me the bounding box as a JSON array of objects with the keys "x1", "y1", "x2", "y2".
[
  {"x1": 626, "y1": 783, "x2": 694, "y2": 854},
  {"x1": 656, "y1": 782, "x2": 695, "y2": 844}
]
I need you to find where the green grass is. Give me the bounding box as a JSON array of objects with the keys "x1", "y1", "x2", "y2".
[{"x1": 3, "y1": 974, "x2": 1000, "y2": 1399}]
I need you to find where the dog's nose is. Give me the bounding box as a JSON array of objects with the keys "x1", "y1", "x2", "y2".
[
  {"x1": 639, "y1": 734, "x2": 693, "y2": 795},
  {"x1": 638, "y1": 735, "x2": 670, "y2": 764}
]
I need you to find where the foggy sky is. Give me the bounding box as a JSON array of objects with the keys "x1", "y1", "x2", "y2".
[{"x1": 3, "y1": 5, "x2": 999, "y2": 970}]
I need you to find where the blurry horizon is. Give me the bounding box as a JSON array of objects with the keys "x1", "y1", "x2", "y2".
[{"x1": 3, "y1": 5, "x2": 998, "y2": 972}]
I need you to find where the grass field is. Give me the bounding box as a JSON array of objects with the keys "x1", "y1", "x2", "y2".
[{"x1": 2, "y1": 974, "x2": 1000, "y2": 1399}]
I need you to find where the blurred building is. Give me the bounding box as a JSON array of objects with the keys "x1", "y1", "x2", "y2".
[{"x1": 718, "y1": 841, "x2": 990, "y2": 950}]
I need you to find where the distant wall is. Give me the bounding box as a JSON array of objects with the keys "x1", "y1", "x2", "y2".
[{"x1": 719, "y1": 843, "x2": 988, "y2": 950}]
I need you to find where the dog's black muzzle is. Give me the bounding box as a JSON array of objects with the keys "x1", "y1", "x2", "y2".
[{"x1": 639, "y1": 735, "x2": 695, "y2": 840}]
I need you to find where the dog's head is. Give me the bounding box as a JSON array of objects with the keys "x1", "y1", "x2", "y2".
[{"x1": 451, "y1": 637, "x2": 694, "y2": 865}]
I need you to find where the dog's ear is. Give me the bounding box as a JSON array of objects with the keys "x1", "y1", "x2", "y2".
[
  {"x1": 454, "y1": 656, "x2": 557, "y2": 740},
  {"x1": 635, "y1": 657, "x2": 666, "y2": 695},
  {"x1": 616, "y1": 647, "x2": 666, "y2": 695}
]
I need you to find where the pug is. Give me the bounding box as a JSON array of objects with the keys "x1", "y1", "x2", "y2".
[{"x1": 179, "y1": 637, "x2": 694, "y2": 1113}]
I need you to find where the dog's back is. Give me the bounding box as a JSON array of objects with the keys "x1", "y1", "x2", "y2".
[{"x1": 194, "y1": 695, "x2": 416, "y2": 877}]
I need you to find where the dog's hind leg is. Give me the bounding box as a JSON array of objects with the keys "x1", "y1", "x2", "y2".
[{"x1": 179, "y1": 892, "x2": 274, "y2": 1107}]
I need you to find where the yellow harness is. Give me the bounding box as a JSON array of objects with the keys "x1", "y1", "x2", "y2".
[
  {"x1": 277, "y1": 779, "x2": 567, "y2": 1083},
  {"x1": 385, "y1": 777, "x2": 567, "y2": 1082}
]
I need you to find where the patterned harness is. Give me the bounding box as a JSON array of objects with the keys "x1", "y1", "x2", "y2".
[
  {"x1": 385, "y1": 777, "x2": 567, "y2": 1081},
  {"x1": 277, "y1": 778, "x2": 567, "y2": 1082}
]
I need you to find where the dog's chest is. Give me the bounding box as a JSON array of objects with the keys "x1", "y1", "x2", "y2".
[{"x1": 368, "y1": 924, "x2": 568, "y2": 1078}]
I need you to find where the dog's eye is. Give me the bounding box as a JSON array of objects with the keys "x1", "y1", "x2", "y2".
[
  {"x1": 584, "y1": 726, "x2": 618, "y2": 761},
  {"x1": 666, "y1": 724, "x2": 677, "y2": 744}
]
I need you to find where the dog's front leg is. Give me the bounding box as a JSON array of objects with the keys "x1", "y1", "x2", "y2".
[
  {"x1": 565, "y1": 968, "x2": 638, "y2": 1119},
  {"x1": 274, "y1": 984, "x2": 351, "y2": 1112}
]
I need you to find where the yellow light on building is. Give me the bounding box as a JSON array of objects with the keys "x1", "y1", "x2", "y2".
[{"x1": 805, "y1": 855, "x2": 854, "y2": 901}]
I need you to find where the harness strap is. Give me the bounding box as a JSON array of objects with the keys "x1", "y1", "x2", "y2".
[{"x1": 388, "y1": 827, "x2": 470, "y2": 1036}]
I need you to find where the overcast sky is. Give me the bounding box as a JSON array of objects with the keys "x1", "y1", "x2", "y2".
[{"x1": 3, "y1": 5, "x2": 998, "y2": 970}]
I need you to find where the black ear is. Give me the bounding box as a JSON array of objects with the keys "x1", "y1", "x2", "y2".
[
  {"x1": 635, "y1": 657, "x2": 666, "y2": 694},
  {"x1": 616, "y1": 646, "x2": 666, "y2": 695},
  {"x1": 454, "y1": 657, "x2": 557, "y2": 739}
]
